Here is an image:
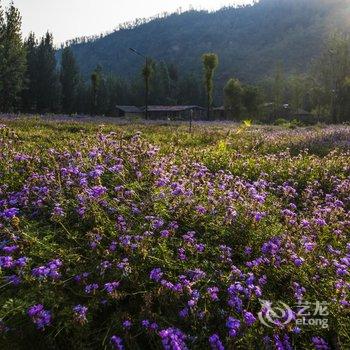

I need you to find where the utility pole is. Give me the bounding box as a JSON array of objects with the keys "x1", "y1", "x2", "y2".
[
  {"x1": 189, "y1": 109, "x2": 193, "y2": 133},
  {"x1": 145, "y1": 57, "x2": 149, "y2": 120}
]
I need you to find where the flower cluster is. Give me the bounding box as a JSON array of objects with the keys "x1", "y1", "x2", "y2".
[{"x1": 27, "y1": 304, "x2": 51, "y2": 330}]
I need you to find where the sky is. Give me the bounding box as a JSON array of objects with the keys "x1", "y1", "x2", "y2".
[{"x1": 3, "y1": 0, "x2": 253, "y2": 44}]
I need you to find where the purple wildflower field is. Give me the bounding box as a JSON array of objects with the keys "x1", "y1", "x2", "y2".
[{"x1": 0, "y1": 118, "x2": 349, "y2": 349}]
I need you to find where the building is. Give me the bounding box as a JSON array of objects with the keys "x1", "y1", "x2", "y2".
[
  {"x1": 115, "y1": 106, "x2": 142, "y2": 118},
  {"x1": 213, "y1": 106, "x2": 225, "y2": 119},
  {"x1": 291, "y1": 108, "x2": 313, "y2": 122},
  {"x1": 142, "y1": 105, "x2": 205, "y2": 120}
]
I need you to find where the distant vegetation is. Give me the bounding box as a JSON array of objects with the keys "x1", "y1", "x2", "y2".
[{"x1": 1, "y1": 0, "x2": 350, "y2": 123}]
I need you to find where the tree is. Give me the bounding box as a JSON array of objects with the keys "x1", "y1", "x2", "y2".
[
  {"x1": 142, "y1": 58, "x2": 153, "y2": 119},
  {"x1": 312, "y1": 33, "x2": 350, "y2": 123},
  {"x1": 243, "y1": 85, "x2": 261, "y2": 119},
  {"x1": 0, "y1": 2, "x2": 26, "y2": 112},
  {"x1": 36, "y1": 32, "x2": 61, "y2": 112},
  {"x1": 60, "y1": 46, "x2": 79, "y2": 114},
  {"x1": 168, "y1": 63, "x2": 179, "y2": 103},
  {"x1": 223, "y1": 78, "x2": 243, "y2": 120},
  {"x1": 177, "y1": 73, "x2": 202, "y2": 106},
  {"x1": 0, "y1": 2, "x2": 4, "y2": 93},
  {"x1": 151, "y1": 61, "x2": 171, "y2": 104},
  {"x1": 272, "y1": 62, "x2": 285, "y2": 115},
  {"x1": 338, "y1": 76, "x2": 350, "y2": 122},
  {"x1": 90, "y1": 65, "x2": 102, "y2": 115},
  {"x1": 202, "y1": 53, "x2": 218, "y2": 119},
  {"x1": 287, "y1": 75, "x2": 306, "y2": 112},
  {"x1": 22, "y1": 32, "x2": 38, "y2": 112}
]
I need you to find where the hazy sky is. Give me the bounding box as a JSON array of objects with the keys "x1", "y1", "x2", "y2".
[{"x1": 4, "y1": 0, "x2": 253, "y2": 44}]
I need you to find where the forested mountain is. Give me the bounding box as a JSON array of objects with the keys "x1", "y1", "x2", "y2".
[{"x1": 66, "y1": 0, "x2": 350, "y2": 83}]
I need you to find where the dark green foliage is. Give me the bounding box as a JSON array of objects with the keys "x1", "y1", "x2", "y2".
[
  {"x1": 0, "y1": 3, "x2": 26, "y2": 112},
  {"x1": 242, "y1": 85, "x2": 262, "y2": 118},
  {"x1": 177, "y1": 73, "x2": 203, "y2": 105},
  {"x1": 21, "y1": 32, "x2": 38, "y2": 112},
  {"x1": 150, "y1": 61, "x2": 171, "y2": 104},
  {"x1": 311, "y1": 33, "x2": 350, "y2": 122},
  {"x1": 224, "y1": 78, "x2": 243, "y2": 120},
  {"x1": 36, "y1": 32, "x2": 60, "y2": 113},
  {"x1": 90, "y1": 65, "x2": 102, "y2": 115},
  {"x1": 202, "y1": 53, "x2": 219, "y2": 119},
  {"x1": 60, "y1": 46, "x2": 79, "y2": 114},
  {"x1": 142, "y1": 59, "x2": 153, "y2": 118}
]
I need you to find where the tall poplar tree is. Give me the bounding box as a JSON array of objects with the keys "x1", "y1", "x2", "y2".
[
  {"x1": 0, "y1": 2, "x2": 26, "y2": 112},
  {"x1": 60, "y1": 46, "x2": 79, "y2": 114},
  {"x1": 202, "y1": 53, "x2": 218, "y2": 119}
]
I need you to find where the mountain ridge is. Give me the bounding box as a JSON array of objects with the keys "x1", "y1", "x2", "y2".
[{"x1": 67, "y1": 0, "x2": 350, "y2": 83}]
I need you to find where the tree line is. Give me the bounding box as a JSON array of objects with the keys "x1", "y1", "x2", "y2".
[{"x1": 0, "y1": 1, "x2": 350, "y2": 123}]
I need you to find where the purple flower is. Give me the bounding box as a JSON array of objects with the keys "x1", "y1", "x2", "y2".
[
  {"x1": 87, "y1": 185, "x2": 107, "y2": 198},
  {"x1": 5, "y1": 274, "x2": 21, "y2": 286},
  {"x1": 122, "y1": 319, "x2": 132, "y2": 330},
  {"x1": 179, "y1": 307, "x2": 189, "y2": 318},
  {"x1": 312, "y1": 337, "x2": 330, "y2": 350},
  {"x1": 196, "y1": 205, "x2": 207, "y2": 214},
  {"x1": 293, "y1": 282, "x2": 306, "y2": 301},
  {"x1": 52, "y1": 205, "x2": 65, "y2": 217},
  {"x1": 28, "y1": 304, "x2": 52, "y2": 330},
  {"x1": 314, "y1": 218, "x2": 326, "y2": 227},
  {"x1": 226, "y1": 317, "x2": 241, "y2": 337},
  {"x1": 104, "y1": 281, "x2": 120, "y2": 294},
  {"x1": 150, "y1": 268, "x2": 163, "y2": 282},
  {"x1": 178, "y1": 248, "x2": 187, "y2": 261},
  {"x1": 15, "y1": 257, "x2": 28, "y2": 267},
  {"x1": 274, "y1": 334, "x2": 293, "y2": 350},
  {"x1": 85, "y1": 283, "x2": 99, "y2": 294},
  {"x1": 244, "y1": 246, "x2": 252, "y2": 255},
  {"x1": 0, "y1": 256, "x2": 14, "y2": 269},
  {"x1": 2, "y1": 245, "x2": 19, "y2": 254},
  {"x1": 207, "y1": 287, "x2": 219, "y2": 301},
  {"x1": 142, "y1": 319, "x2": 158, "y2": 331},
  {"x1": 2, "y1": 208, "x2": 19, "y2": 219},
  {"x1": 243, "y1": 310, "x2": 256, "y2": 326},
  {"x1": 209, "y1": 334, "x2": 225, "y2": 350},
  {"x1": 253, "y1": 211, "x2": 266, "y2": 222},
  {"x1": 159, "y1": 327, "x2": 188, "y2": 350},
  {"x1": 160, "y1": 230, "x2": 170, "y2": 238},
  {"x1": 32, "y1": 259, "x2": 62, "y2": 280},
  {"x1": 110, "y1": 335, "x2": 124, "y2": 350},
  {"x1": 73, "y1": 305, "x2": 88, "y2": 324}
]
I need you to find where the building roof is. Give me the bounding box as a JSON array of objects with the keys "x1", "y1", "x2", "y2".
[
  {"x1": 116, "y1": 106, "x2": 142, "y2": 113},
  {"x1": 143, "y1": 105, "x2": 205, "y2": 112}
]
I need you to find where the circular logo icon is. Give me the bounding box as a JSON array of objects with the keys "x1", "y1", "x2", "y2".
[{"x1": 258, "y1": 299, "x2": 294, "y2": 328}]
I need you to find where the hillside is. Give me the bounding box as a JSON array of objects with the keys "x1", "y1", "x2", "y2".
[{"x1": 67, "y1": 0, "x2": 350, "y2": 83}]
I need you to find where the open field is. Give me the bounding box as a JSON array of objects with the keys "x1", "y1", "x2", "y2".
[{"x1": 0, "y1": 117, "x2": 349, "y2": 349}]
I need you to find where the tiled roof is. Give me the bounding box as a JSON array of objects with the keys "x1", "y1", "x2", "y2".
[{"x1": 143, "y1": 105, "x2": 205, "y2": 112}]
